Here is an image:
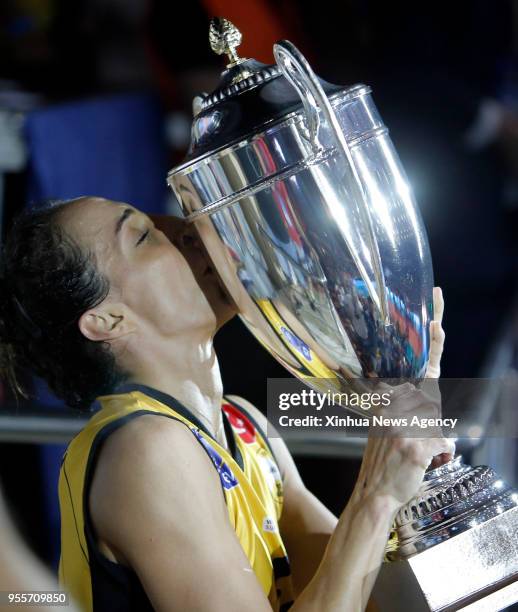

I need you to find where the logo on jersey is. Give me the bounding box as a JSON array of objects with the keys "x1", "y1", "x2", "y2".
[
  {"x1": 190, "y1": 427, "x2": 239, "y2": 490},
  {"x1": 258, "y1": 451, "x2": 282, "y2": 494},
  {"x1": 223, "y1": 404, "x2": 256, "y2": 444},
  {"x1": 262, "y1": 516, "x2": 277, "y2": 533},
  {"x1": 280, "y1": 326, "x2": 312, "y2": 361}
]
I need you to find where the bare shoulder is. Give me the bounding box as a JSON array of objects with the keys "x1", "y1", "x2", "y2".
[
  {"x1": 89, "y1": 414, "x2": 227, "y2": 555},
  {"x1": 93, "y1": 413, "x2": 213, "y2": 485}
]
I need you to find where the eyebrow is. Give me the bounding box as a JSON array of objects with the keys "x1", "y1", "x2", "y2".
[{"x1": 115, "y1": 208, "x2": 134, "y2": 236}]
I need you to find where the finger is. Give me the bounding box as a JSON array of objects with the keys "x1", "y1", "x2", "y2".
[
  {"x1": 427, "y1": 321, "x2": 445, "y2": 378},
  {"x1": 389, "y1": 381, "x2": 416, "y2": 399},
  {"x1": 444, "y1": 436, "x2": 456, "y2": 456},
  {"x1": 428, "y1": 435, "x2": 455, "y2": 461},
  {"x1": 432, "y1": 286, "x2": 444, "y2": 324},
  {"x1": 430, "y1": 452, "x2": 452, "y2": 469},
  {"x1": 389, "y1": 387, "x2": 439, "y2": 418},
  {"x1": 377, "y1": 383, "x2": 416, "y2": 417},
  {"x1": 429, "y1": 445, "x2": 456, "y2": 468}
]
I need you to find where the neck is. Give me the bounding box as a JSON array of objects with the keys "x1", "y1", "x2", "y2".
[{"x1": 119, "y1": 326, "x2": 225, "y2": 442}]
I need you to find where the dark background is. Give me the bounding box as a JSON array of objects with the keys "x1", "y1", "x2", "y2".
[{"x1": 1, "y1": 0, "x2": 518, "y2": 584}]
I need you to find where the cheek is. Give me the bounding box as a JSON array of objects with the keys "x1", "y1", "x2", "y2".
[{"x1": 128, "y1": 246, "x2": 216, "y2": 331}]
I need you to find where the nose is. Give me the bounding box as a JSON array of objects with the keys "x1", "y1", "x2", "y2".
[
  {"x1": 179, "y1": 225, "x2": 203, "y2": 251},
  {"x1": 180, "y1": 231, "x2": 197, "y2": 248},
  {"x1": 149, "y1": 214, "x2": 188, "y2": 247},
  {"x1": 148, "y1": 214, "x2": 207, "y2": 262}
]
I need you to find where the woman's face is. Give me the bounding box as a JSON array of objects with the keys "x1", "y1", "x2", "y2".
[{"x1": 60, "y1": 197, "x2": 236, "y2": 339}]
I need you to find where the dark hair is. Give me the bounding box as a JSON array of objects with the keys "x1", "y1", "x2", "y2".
[{"x1": 0, "y1": 199, "x2": 128, "y2": 410}]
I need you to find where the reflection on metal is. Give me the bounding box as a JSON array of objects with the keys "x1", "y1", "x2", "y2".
[
  {"x1": 169, "y1": 52, "x2": 434, "y2": 399},
  {"x1": 376, "y1": 457, "x2": 518, "y2": 609},
  {"x1": 273, "y1": 41, "x2": 388, "y2": 323},
  {"x1": 395, "y1": 456, "x2": 518, "y2": 559},
  {"x1": 183, "y1": 148, "x2": 333, "y2": 221},
  {"x1": 373, "y1": 504, "x2": 518, "y2": 611}
]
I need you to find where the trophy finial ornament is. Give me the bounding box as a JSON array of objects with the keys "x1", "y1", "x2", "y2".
[{"x1": 209, "y1": 17, "x2": 243, "y2": 66}]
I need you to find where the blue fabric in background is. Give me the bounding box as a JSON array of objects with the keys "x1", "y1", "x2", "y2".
[
  {"x1": 24, "y1": 91, "x2": 169, "y2": 568},
  {"x1": 25, "y1": 92, "x2": 169, "y2": 211}
]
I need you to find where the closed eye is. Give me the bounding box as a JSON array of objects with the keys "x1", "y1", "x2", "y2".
[{"x1": 136, "y1": 229, "x2": 149, "y2": 246}]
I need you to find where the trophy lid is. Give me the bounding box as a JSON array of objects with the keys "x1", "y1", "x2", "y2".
[{"x1": 185, "y1": 17, "x2": 344, "y2": 161}]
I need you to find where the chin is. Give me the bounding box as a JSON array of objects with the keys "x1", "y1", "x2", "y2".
[
  {"x1": 200, "y1": 270, "x2": 239, "y2": 331},
  {"x1": 213, "y1": 289, "x2": 239, "y2": 330},
  {"x1": 215, "y1": 306, "x2": 238, "y2": 331}
]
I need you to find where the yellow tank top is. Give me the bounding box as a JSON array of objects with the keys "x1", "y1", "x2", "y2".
[{"x1": 58, "y1": 384, "x2": 294, "y2": 611}]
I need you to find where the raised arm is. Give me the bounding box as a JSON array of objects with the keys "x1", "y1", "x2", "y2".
[{"x1": 228, "y1": 388, "x2": 454, "y2": 611}]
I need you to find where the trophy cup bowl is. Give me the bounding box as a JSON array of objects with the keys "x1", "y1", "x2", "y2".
[
  {"x1": 168, "y1": 18, "x2": 518, "y2": 610},
  {"x1": 169, "y1": 21, "x2": 434, "y2": 394}
]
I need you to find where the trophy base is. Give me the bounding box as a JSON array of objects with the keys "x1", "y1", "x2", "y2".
[{"x1": 371, "y1": 505, "x2": 518, "y2": 611}]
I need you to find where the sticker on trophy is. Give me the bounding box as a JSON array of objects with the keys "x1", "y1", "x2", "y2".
[{"x1": 280, "y1": 326, "x2": 312, "y2": 361}]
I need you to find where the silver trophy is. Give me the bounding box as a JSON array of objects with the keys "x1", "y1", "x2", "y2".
[{"x1": 168, "y1": 18, "x2": 518, "y2": 610}]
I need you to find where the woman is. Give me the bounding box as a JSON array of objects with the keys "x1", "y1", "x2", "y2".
[{"x1": 0, "y1": 196, "x2": 453, "y2": 611}]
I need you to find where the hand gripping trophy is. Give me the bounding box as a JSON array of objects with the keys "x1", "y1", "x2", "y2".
[{"x1": 167, "y1": 18, "x2": 518, "y2": 611}]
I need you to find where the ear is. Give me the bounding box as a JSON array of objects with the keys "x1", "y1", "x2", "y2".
[{"x1": 78, "y1": 302, "x2": 136, "y2": 342}]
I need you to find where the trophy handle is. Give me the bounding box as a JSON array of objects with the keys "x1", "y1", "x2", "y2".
[{"x1": 273, "y1": 40, "x2": 389, "y2": 323}]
